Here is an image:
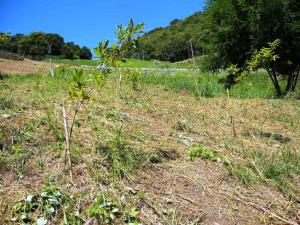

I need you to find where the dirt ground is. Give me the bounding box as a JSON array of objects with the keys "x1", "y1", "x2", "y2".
[{"x1": 0, "y1": 58, "x2": 55, "y2": 75}]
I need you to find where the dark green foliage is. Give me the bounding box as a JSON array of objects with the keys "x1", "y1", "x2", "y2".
[
  {"x1": 61, "y1": 42, "x2": 81, "y2": 60},
  {"x1": 128, "y1": 12, "x2": 204, "y2": 62},
  {"x1": 79, "y1": 46, "x2": 92, "y2": 59},
  {"x1": 45, "y1": 33, "x2": 64, "y2": 56},
  {"x1": 0, "y1": 32, "x2": 92, "y2": 60},
  {"x1": 20, "y1": 32, "x2": 50, "y2": 60},
  {"x1": 128, "y1": 0, "x2": 300, "y2": 95},
  {"x1": 203, "y1": 0, "x2": 300, "y2": 95}
]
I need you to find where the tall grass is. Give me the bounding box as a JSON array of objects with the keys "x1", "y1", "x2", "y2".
[
  {"x1": 138, "y1": 71, "x2": 299, "y2": 99},
  {"x1": 226, "y1": 147, "x2": 300, "y2": 200}
]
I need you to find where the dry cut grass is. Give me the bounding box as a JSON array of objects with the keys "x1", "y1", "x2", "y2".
[{"x1": 0, "y1": 73, "x2": 299, "y2": 224}]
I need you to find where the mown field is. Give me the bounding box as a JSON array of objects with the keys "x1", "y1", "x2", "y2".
[{"x1": 0, "y1": 65, "x2": 299, "y2": 224}]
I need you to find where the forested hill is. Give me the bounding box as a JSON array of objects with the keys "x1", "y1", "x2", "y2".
[
  {"x1": 129, "y1": 12, "x2": 204, "y2": 62},
  {"x1": 0, "y1": 32, "x2": 92, "y2": 60}
]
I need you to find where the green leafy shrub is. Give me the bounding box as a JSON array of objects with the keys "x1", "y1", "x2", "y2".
[
  {"x1": 88, "y1": 188, "x2": 141, "y2": 225},
  {"x1": 11, "y1": 186, "x2": 81, "y2": 224},
  {"x1": 123, "y1": 68, "x2": 142, "y2": 91},
  {"x1": 189, "y1": 144, "x2": 229, "y2": 165}
]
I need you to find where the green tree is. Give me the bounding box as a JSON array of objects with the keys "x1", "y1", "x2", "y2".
[
  {"x1": 128, "y1": 12, "x2": 204, "y2": 62},
  {"x1": 203, "y1": 0, "x2": 300, "y2": 96},
  {"x1": 0, "y1": 33, "x2": 10, "y2": 50},
  {"x1": 61, "y1": 42, "x2": 75, "y2": 60},
  {"x1": 45, "y1": 33, "x2": 64, "y2": 55},
  {"x1": 79, "y1": 46, "x2": 92, "y2": 59},
  {"x1": 19, "y1": 32, "x2": 49, "y2": 60}
]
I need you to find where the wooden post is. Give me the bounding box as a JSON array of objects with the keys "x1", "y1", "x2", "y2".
[
  {"x1": 227, "y1": 89, "x2": 236, "y2": 138},
  {"x1": 61, "y1": 103, "x2": 73, "y2": 182},
  {"x1": 190, "y1": 40, "x2": 196, "y2": 68}
]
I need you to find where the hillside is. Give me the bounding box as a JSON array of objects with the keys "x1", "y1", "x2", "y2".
[
  {"x1": 0, "y1": 67, "x2": 299, "y2": 224},
  {"x1": 129, "y1": 12, "x2": 204, "y2": 62},
  {"x1": 0, "y1": 58, "x2": 53, "y2": 75}
]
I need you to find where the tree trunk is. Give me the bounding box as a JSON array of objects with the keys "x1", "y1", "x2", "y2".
[
  {"x1": 283, "y1": 73, "x2": 294, "y2": 96},
  {"x1": 283, "y1": 70, "x2": 299, "y2": 95},
  {"x1": 292, "y1": 70, "x2": 299, "y2": 91},
  {"x1": 267, "y1": 69, "x2": 281, "y2": 97}
]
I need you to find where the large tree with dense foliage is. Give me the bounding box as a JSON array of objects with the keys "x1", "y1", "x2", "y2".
[
  {"x1": 20, "y1": 32, "x2": 49, "y2": 60},
  {"x1": 203, "y1": 0, "x2": 300, "y2": 96},
  {"x1": 79, "y1": 46, "x2": 92, "y2": 59},
  {"x1": 45, "y1": 33, "x2": 64, "y2": 56}
]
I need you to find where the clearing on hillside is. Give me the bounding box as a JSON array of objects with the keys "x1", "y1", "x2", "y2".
[{"x1": 0, "y1": 68, "x2": 299, "y2": 224}]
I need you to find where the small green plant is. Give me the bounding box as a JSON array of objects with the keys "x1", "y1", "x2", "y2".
[
  {"x1": 58, "y1": 19, "x2": 143, "y2": 182},
  {"x1": 189, "y1": 144, "x2": 230, "y2": 165},
  {"x1": 54, "y1": 64, "x2": 72, "y2": 77},
  {"x1": 123, "y1": 68, "x2": 142, "y2": 91},
  {"x1": 107, "y1": 128, "x2": 143, "y2": 182},
  {"x1": 37, "y1": 159, "x2": 45, "y2": 171},
  {"x1": 88, "y1": 188, "x2": 141, "y2": 225},
  {"x1": 94, "y1": 19, "x2": 144, "y2": 96},
  {"x1": 88, "y1": 193, "x2": 121, "y2": 224},
  {"x1": 11, "y1": 186, "x2": 81, "y2": 224},
  {"x1": 173, "y1": 118, "x2": 190, "y2": 132},
  {"x1": 60, "y1": 68, "x2": 105, "y2": 181}
]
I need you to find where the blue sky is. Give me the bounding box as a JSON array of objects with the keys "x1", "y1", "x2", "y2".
[{"x1": 0, "y1": 0, "x2": 205, "y2": 49}]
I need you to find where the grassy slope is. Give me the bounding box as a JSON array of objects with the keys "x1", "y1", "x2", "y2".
[
  {"x1": 139, "y1": 70, "x2": 300, "y2": 99},
  {"x1": 0, "y1": 71, "x2": 299, "y2": 224},
  {"x1": 49, "y1": 58, "x2": 191, "y2": 69}
]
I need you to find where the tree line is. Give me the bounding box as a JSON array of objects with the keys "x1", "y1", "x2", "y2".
[
  {"x1": 127, "y1": 12, "x2": 204, "y2": 62},
  {"x1": 0, "y1": 32, "x2": 92, "y2": 60},
  {"x1": 129, "y1": 0, "x2": 300, "y2": 96}
]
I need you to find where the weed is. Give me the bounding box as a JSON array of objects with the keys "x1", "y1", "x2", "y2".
[
  {"x1": 88, "y1": 187, "x2": 141, "y2": 224},
  {"x1": 40, "y1": 115, "x2": 65, "y2": 141},
  {"x1": 11, "y1": 186, "x2": 81, "y2": 224},
  {"x1": 106, "y1": 128, "x2": 143, "y2": 182},
  {"x1": 148, "y1": 148, "x2": 180, "y2": 164},
  {"x1": 173, "y1": 118, "x2": 190, "y2": 132},
  {"x1": 2, "y1": 144, "x2": 32, "y2": 179},
  {"x1": 11, "y1": 119, "x2": 40, "y2": 144},
  {"x1": 225, "y1": 148, "x2": 300, "y2": 200},
  {"x1": 189, "y1": 144, "x2": 230, "y2": 165},
  {"x1": 37, "y1": 159, "x2": 45, "y2": 171},
  {"x1": 123, "y1": 68, "x2": 142, "y2": 91},
  {"x1": 0, "y1": 96, "x2": 14, "y2": 110},
  {"x1": 225, "y1": 162, "x2": 258, "y2": 186}
]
